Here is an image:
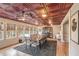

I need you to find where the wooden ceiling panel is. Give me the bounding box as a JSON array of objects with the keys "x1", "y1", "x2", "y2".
[{"x1": 0, "y1": 3, "x2": 73, "y2": 25}]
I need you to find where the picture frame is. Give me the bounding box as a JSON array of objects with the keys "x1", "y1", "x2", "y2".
[{"x1": 71, "y1": 11, "x2": 79, "y2": 44}]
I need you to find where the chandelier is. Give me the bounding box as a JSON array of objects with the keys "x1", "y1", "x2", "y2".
[
  {"x1": 16, "y1": 10, "x2": 40, "y2": 25},
  {"x1": 16, "y1": 10, "x2": 35, "y2": 21}
]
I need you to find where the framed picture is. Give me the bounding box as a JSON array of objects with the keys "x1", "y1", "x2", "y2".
[{"x1": 71, "y1": 11, "x2": 79, "y2": 44}]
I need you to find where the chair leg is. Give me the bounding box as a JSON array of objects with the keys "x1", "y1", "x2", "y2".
[{"x1": 39, "y1": 42, "x2": 41, "y2": 49}]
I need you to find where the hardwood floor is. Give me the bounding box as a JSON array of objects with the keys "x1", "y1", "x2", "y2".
[
  {"x1": 0, "y1": 39, "x2": 69, "y2": 56},
  {"x1": 0, "y1": 42, "x2": 32, "y2": 56},
  {"x1": 56, "y1": 40, "x2": 69, "y2": 56}
]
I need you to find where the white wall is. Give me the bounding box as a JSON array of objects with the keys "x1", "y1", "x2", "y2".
[
  {"x1": 69, "y1": 4, "x2": 79, "y2": 56},
  {"x1": 53, "y1": 25, "x2": 60, "y2": 34},
  {"x1": 61, "y1": 3, "x2": 79, "y2": 56},
  {"x1": 53, "y1": 25, "x2": 61, "y2": 38}
]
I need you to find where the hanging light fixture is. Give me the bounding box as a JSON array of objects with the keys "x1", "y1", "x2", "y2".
[
  {"x1": 17, "y1": 10, "x2": 36, "y2": 21},
  {"x1": 40, "y1": 3, "x2": 48, "y2": 18},
  {"x1": 42, "y1": 14, "x2": 47, "y2": 18},
  {"x1": 17, "y1": 10, "x2": 26, "y2": 21}
]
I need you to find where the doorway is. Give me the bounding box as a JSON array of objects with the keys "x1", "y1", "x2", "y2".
[{"x1": 63, "y1": 20, "x2": 69, "y2": 55}]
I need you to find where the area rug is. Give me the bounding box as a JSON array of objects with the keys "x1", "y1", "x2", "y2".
[{"x1": 14, "y1": 42, "x2": 57, "y2": 56}]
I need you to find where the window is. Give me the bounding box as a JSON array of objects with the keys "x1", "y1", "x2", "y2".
[{"x1": 0, "y1": 22, "x2": 4, "y2": 40}]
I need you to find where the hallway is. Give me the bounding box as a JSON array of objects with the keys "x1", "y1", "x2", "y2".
[{"x1": 0, "y1": 3, "x2": 73, "y2": 56}]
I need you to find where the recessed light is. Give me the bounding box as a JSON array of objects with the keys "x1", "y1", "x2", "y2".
[{"x1": 49, "y1": 20, "x2": 52, "y2": 24}]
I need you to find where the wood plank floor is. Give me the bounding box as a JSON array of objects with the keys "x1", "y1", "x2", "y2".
[
  {"x1": 0, "y1": 40, "x2": 69, "y2": 56},
  {"x1": 0, "y1": 42, "x2": 32, "y2": 56},
  {"x1": 56, "y1": 40, "x2": 69, "y2": 56}
]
